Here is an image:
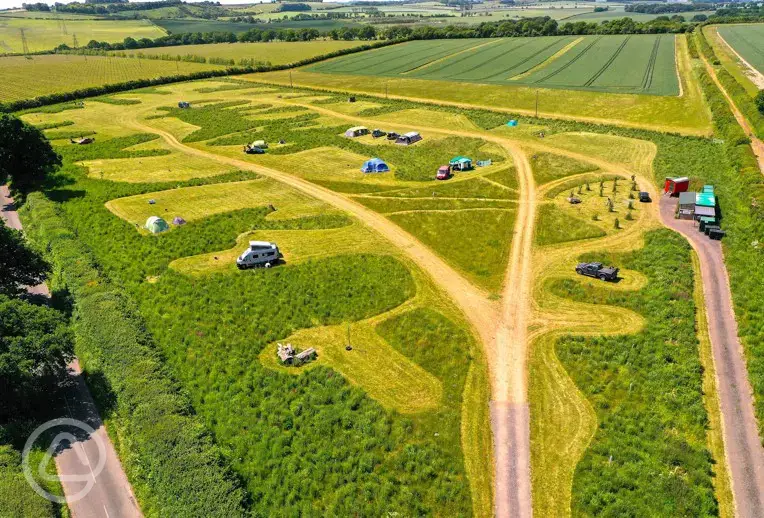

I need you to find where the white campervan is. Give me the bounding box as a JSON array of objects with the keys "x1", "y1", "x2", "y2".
[{"x1": 236, "y1": 241, "x2": 280, "y2": 269}]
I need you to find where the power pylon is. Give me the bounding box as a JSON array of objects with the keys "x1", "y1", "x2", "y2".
[{"x1": 20, "y1": 28, "x2": 31, "y2": 59}]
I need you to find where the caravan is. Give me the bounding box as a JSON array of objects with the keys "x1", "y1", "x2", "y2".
[{"x1": 237, "y1": 241, "x2": 281, "y2": 269}]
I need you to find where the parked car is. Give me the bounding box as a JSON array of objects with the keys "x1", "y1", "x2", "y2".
[
  {"x1": 436, "y1": 166, "x2": 451, "y2": 180},
  {"x1": 372, "y1": 129, "x2": 387, "y2": 138},
  {"x1": 386, "y1": 132, "x2": 400, "y2": 141},
  {"x1": 237, "y1": 241, "x2": 280, "y2": 269},
  {"x1": 639, "y1": 191, "x2": 651, "y2": 203},
  {"x1": 575, "y1": 262, "x2": 619, "y2": 281}
]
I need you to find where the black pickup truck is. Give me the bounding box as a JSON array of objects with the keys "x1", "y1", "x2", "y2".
[{"x1": 575, "y1": 262, "x2": 619, "y2": 281}]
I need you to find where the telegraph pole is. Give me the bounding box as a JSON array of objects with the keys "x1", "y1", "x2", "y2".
[
  {"x1": 535, "y1": 89, "x2": 539, "y2": 119},
  {"x1": 385, "y1": 81, "x2": 388, "y2": 99},
  {"x1": 289, "y1": 70, "x2": 293, "y2": 90}
]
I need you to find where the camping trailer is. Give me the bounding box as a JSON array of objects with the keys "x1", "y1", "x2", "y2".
[
  {"x1": 70, "y1": 137, "x2": 94, "y2": 145},
  {"x1": 361, "y1": 158, "x2": 389, "y2": 173},
  {"x1": 395, "y1": 132, "x2": 422, "y2": 146},
  {"x1": 345, "y1": 126, "x2": 369, "y2": 138},
  {"x1": 237, "y1": 241, "x2": 280, "y2": 269},
  {"x1": 244, "y1": 142, "x2": 265, "y2": 154},
  {"x1": 664, "y1": 177, "x2": 689, "y2": 196}
]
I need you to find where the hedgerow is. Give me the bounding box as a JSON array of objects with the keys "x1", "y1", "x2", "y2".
[
  {"x1": 0, "y1": 41, "x2": 403, "y2": 113},
  {"x1": 20, "y1": 194, "x2": 249, "y2": 517},
  {"x1": 555, "y1": 230, "x2": 716, "y2": 516}
]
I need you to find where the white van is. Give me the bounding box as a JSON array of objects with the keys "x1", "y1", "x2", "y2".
[{"x1": 236, "y1": 241, "x2": 280, "y2": 269}]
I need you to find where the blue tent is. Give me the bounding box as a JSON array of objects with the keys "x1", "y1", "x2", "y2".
[
  {"x1": 507, "y1": 120, "x2": 518, "y2": 127},
  {"x1": 361, "y1": 158, "x2": 389, "y2": 173}
]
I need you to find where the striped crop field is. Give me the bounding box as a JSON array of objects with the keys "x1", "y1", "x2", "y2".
[
  {"x1": 0, "y1": 54, "x2": 222, "y2": 103},
  {"x1": 309, "y1": 34, "x2": 679, "y2": 96},
  {"x1": 717, "y1": 24, "x2": 764, "y2": 75}
]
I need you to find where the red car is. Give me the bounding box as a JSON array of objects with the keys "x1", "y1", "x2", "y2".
[{"x1": 436, "y1": 166, "x2": 451, "y2": 180}]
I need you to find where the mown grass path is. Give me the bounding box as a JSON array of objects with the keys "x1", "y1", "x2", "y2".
[{"x1": 122, "y1": 97, "x2": 728, "y2": 518}]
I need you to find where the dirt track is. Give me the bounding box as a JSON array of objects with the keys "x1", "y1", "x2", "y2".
[
  {"x1": 660, "y1": 198, "x2": 764, "y2": 517},
  {"x1": 127, "y1": 106, "x2": 540, "y2": 517},
  {"x1": 1, "y1": 185, "x2": 142, "y2": 518},
  {"x1": 700, "y1": 52, "x2": 764, "y2": 174}
]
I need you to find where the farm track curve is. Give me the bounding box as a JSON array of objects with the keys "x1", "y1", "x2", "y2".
[{"x1": 659, "y1": 197, "x2": 764, "y2": 518}]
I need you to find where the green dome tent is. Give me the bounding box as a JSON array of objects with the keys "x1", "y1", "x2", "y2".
[{"x1": 145, "y1": 216, "x2": 169, "y2": 234}]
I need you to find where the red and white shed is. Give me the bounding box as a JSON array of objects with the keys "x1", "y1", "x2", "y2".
[{"x1": 664, "y1": 177, "x2": 689, "y2": 196}]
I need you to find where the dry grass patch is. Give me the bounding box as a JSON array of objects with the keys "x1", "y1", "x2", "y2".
[
  {"x1": 372, "y1": 108, "x2": 479, "y2": 132},
  {"x1": 170, "y1": 222, "x2": 378, "y2": 275},
  {"x1": 82, "y1": 147, "x2": 231, "y2": 183},
  {"x1": 259, "y1": 320, "x2": 443, "y2": 414},
  {"x1": 106, "y1": 178, "x2": 330, "y2": 229}
]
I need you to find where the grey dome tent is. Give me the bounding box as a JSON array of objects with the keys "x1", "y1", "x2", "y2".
[
  {"x1": 172, "y1": 216, "x2": 186, "y2": 226},
  {"x1": 145, "y1": 216, "x2": 169, "y2": 234},
  {"x1": 361, "y1": 158, "x2": 389, "y2": 173}
]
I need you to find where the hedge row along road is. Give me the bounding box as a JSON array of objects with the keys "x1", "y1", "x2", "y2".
[{"x1": 0, "y1": 185, "x2": 142, "y2": 518}]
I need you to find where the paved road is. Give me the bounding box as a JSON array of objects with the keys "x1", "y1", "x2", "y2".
[
  {"x1": 660, "y1": 196, "x2": 764, "y2": 518},
  {"x1": 1, "y1": 185, "x2": 142, "y2": 518}
]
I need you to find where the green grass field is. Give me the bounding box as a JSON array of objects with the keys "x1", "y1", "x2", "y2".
[
  {"x1": 0, "y1": 17, "x2": 164, "y2": 53},
  {"x1": 115, "y1": 40, "x2": 367, "y2": 66},
  {"x1": 309, "y1": 35, "x2": 679, "y2": 96},
  {"x1": 0, "y1": 54, "x2": 221, "y2": 103},
  {"x1": 716, "y1": 24, "x2": 764, "y2": 75}
]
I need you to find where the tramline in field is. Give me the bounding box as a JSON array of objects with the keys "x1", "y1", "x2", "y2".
[
  {"x1": 309, "y1": 34, "x2": 680, "y2": 96},
  {"x1": 716, "y1": 24, "x2": 764, "y2": 75}
]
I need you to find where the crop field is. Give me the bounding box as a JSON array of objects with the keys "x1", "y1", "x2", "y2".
[
  {"x1": 309, "y1": 34, "x2": 679, "y2": 95},
  {"x1": 0, "y1": 55, "x2": 221, "y2": 103},
  {"x1": 716, "y1": 24, "x2": 764, "y2": 75},
  {"x1": 0, "y1": 17, "x2": 164, "y2": 53},
  {"x1": 155, "y1": 18, "x2": 359, "y2": 35},
  {"x1": 114, "y1": 41, "x2": 367, "y2": 66}
]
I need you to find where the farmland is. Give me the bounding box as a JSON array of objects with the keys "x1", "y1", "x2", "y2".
[
  {"x1": 0, "y1": 17, "x2": 165, "y2": 53},
  {"x1": 253, "y1": 36, "x2": 708, "y2": 134},
  {"x1": 716, "y1": 24, "x2": 764, "y2": 76},
  {"x1": 114, "y1": 40, "x2": 368, "y2": 66},
  {"x1": 0, "y1": 54, "x2": 221, "y2": 103},
  {"x1": 8, "y1": 15, "x2": 761, "y2": 516},
  {"x1": 309, "y1": 35, "x2": 679, "y2": 95}
]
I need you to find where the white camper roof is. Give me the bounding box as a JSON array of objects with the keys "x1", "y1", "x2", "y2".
[
  {"x1": 402, "y1": 131, "x2": 420, "y2": 138},
  {"x1": 249, "y1": 241, "x2": 276, "y2": 248}
]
